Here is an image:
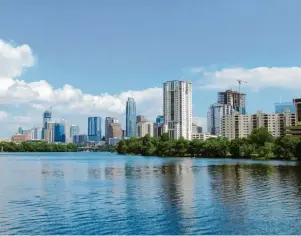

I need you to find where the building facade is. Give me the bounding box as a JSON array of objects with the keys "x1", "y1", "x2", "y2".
[
  {"x1": 73, "y1": 134, "x2": 88, "y2": 145},
  {"x1": 207, "y1": 103, "x2": 233, "y2": 135},
  {"x1": 191, "y1": 133, "x2": 218, "y2": 141},
  {"x1": 275, "y1": 102, "x2": 296, "y2": 114},
  {"x1": 54, "y1": 123, "x2": 65, "y2": 143},
  {"x1": 221, "y1": 111, "x2": 296, "y2": 140},
  {"x1": 136, "y1": 120, "x2": 154, "y2": 138},
  {"x1": 136, "y1": 115, "x2": 145, "y2": 123},
  {"x1": 218, "y1": 90, "x2": 246, "y2": 114},
  {"x1": 109, "y1": 122, "x2": 122, "y2": 139},
  {"x1": 163, "y1": 80, "x2": 192, "y2": 140},
  {"x1": 70, "y1": 125, "x2": 80, "y2": 140},
  {"x1": 88, "y1": 117, "x2": 102, "y2": 142},
  {"x1": 126, "y1": 97, "x2": 136, "y2": 137},
  {"x1": 42, "y1": 109, "x2": 52, "y2": 139}
]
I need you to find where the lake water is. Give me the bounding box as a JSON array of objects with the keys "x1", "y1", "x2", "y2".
[{"x1": 0, "y1": 152, "x2": 301, "y2": 235}]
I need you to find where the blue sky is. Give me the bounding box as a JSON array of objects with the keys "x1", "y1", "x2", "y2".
[{"x1": 0, "y1": 0, "x2": 301, "y2": 136}]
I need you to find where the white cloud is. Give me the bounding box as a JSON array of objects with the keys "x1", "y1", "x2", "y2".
[
  {"x1": 195, "y1": 67, "x2": 301, "y2": 90},
  {"x1": 0, "y1": 39, "x2": 163, "y2": 137}
]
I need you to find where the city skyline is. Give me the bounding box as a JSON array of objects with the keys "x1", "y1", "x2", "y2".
[{"x1": 0, "y1": 1, "x2": 301, "y2": 137}]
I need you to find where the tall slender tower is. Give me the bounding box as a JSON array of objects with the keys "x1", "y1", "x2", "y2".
[
  {"x1": 126, "y1": 97, "x2": 136, "y2": 137},
  {"x1": 163, "y1": 80, "x2": 192, "y2": 140}
]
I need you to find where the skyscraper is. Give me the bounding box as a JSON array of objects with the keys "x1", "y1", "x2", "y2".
[
  {"x1": 163, "y1": 80, "x2": 192, "y2": 140},
  {"x1": 42, "y1": 109, "x2": 51, "y2": 139},
  {"x1": 54, "y1": 123, "x2": 65, "y2": 143},
  {"x1": 207, "y1": 103, "x2": 233, "y2": 135},
  {"x1": 70, "y1": 125, "x2": 80, "y2": 140},
  {"x1": 218, "y1": 90, "x2": 246, "y2": 114},
  {"x1": 88, "y1": 117, "x2": 102, "y2": 142},
  {"x1": 126, "y1": 97, "x2": 136, "y2": 137},
  {"x1": 60, "y1": 119, "x2": 71, "y2": 143},
  {"x1": 105, "y1": 117, "x2": 118, "y2": 143}
]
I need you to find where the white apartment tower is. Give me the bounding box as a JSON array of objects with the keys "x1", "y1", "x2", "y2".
[{"x1": 163, "y1": 80, "x2": 192, "y2": 140}]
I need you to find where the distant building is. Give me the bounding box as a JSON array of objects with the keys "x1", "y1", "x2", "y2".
[
  {"x1": 155, "y1": 115, "x2": 164, "y2": 124},
  {"x1": 18, "y1": 127, "x2": 23, "y2": 134},
  {"x1": 207, "y1": 103, "x2": 233, "y2": 135},
  {"x1": 70, "y1": 125, "x2": 80, "y2": 140},
  {"x1": 154, "y1": 123, "x2": 165, "y2": 137},
  {"x1": 218, "y1": 90, "x2": 246, "y2": 114},
  {"x1": 54, "y1": 123, "x2": 65, "y2": 143},
  {"x1": 126, "y1": 97, "x2": 136, "y2": 137},
  {"x1": 192, "y1": 133, "x2": 218, "y2": 141},
  {"x1": 163, "y1": 80, "x2": 192, "y2": 140},
  {"x1": 192, "y1": 123, "x2": 202, "y2": 134},
  {"x1": 109, "y1": 137, "x2": 122, "y2": 146},
  {"x1": 73, "y1": 134, "x2": 88, "y2": 145},
  {"x1": 32, "y1": 127, "x2": 42, "y2": 140},
  {"x1": 109, "y1": 122, "x2": 122, "y2": 139},
  {"x1": 42, "y1": 109, "x2": 52, "y2": 139},
  {"x1": 11, "y1": 133, "x2": 26, "y2": 143},
  {"x1": 136, "y1": 120, "x2": 154, "y2": 138},
  {"x1": 285, "y1": 98, "x2": 301, "y2": 137},
  {"x1": 136, "y1": 115, "x2": 145, "y2": 124},
  {"x1": 105, "y1": 117, "x2": 118, "y2": 143},
  {"x1": 221, "y1": 111, "x2": 296, "y2": 140},
  {"x1": 88, "y1": 117, "x2": 102, "y2": 142},
  {"x1": 45, "y1": 122, "x2": 55, "y2": 143},
  {"x1": 275, "y1": 102, "x2": 296, "y2": 114}
]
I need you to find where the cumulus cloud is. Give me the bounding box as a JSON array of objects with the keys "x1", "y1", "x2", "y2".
[
  {"x1": 195, "y1": 67, "x2": 301, "y2": 90},
  {"x1": 0, "y1": 39, "x2": 163, "y2": 136}
]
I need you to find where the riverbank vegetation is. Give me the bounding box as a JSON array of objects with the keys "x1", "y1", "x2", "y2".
[
  {"x1": 116, "y1": 127, "x2": 301, "y2": 160},
  {"x1": 0, "y1": 141, "x2": 78, "y2": 152}
]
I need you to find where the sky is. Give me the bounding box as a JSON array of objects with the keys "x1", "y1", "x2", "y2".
[{"x1": 0, "y1": 0, "x2": 301, "y2": 137}]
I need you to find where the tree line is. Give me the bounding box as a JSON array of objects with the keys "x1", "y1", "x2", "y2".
[
  {"x1": 0, "y1": 141, "x2": 78, "y2": 152},
  {"x1": 116, "y1": 127, "x2": 301, "y2": 160}
]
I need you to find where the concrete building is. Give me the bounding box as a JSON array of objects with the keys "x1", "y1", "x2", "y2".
[
  {"x1": 126, "y1": 97, "x2": 136, "y2": 137},
  {"x1": 136, "y1": 120, "x2": 154, "y2": 138},
  {"x1": 207, "y1": 103, "x2": 233, "y2": 135},
  {"x1": 109, "y1": 122, "x2": 122, "y2": 139},
  {"x1": 45, "y1": 122, "x2": 55, "y2": 143},
  {"x1": 191, "y1": 133, "x2": 218, "y2": 141},
  {"x1": 88, "y1": 117, "x2": 102, "y2": 142},
  {"x1": 218, "y1": 90, "x2": 246, "y2": 114},
  {"x1": 221, "y1": 111, "x2": 296, "y2": 140},
  {"x1": 42, "y1": 109, "x2": 52, "y2": 140},
  {"x1": 163, "y1": 80, "x2": 192, "y2": 140},
  {"x1": 285, "y1": 98, "x2": 301, "y2": 137},
  {"x1": 136, "y1": 115, "x2": 145, "y2": 123}
]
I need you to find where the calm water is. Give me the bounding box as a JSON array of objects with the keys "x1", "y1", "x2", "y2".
[{"x1": 0, "y1": 153, "x2": 301, "y2": 235}]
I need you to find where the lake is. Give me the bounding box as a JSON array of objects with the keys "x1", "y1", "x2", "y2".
[{"x1": 0, "y1": 152, "x2": 301, "y2": 234}]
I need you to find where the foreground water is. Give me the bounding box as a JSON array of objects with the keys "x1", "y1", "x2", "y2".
[{"x1": 0, "y1": 153, "x2": 301, "y2": 234}]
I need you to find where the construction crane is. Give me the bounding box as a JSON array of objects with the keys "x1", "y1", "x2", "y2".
[{"x1": 237, "y1": 80, "x2": 248, "y2": 94}]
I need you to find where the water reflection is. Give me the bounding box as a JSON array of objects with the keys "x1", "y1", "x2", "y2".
[{"x1": 1, "y1": 154, "x2": 301, "y2": 234}]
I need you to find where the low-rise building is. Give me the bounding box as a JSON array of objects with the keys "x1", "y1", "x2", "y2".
[
  {"x1": 191, "y1": 133, "x2": 218, "y2": 141},
  {"x1": 109, "y1": 137, "x2": 122, "y2": 146}
]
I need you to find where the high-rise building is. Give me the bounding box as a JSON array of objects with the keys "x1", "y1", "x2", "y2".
[
  {"x1": 88, "y1": 117, "x2": 102, "y2": 142},
  {"x1": 207, "y1": 103, "x2": 233, "y2": 135},
  {"x1": 218, "y1": 90, "x2": 246, "y2": 114},
  {"x1": 155, "y1": 115, "x2": 164, "y2": 124},
  {"x1": 109, "y1": 122, "x2": 122, "y2": 139},
  {"x1": 136, "y1": 115, "x2": 145, "y2": 124},
  {"x1": 45, "y1": 122, "x2": 55, "y2": 143},
  {"x1": 60, "y1": 119, "x2": 71, "y2": 143},
  {"x1": 136, "y1": 120, "x2": 154, "y2": 138},
  {"x1": 70, "y1": 125, "x2": 80, "y2": 140},
  {"x1": 126, "y1": 97, "x2": 136, "y2": 137},
  {"x1": 33, "y1": 127, "x2": 42, "y2": 140},
  {"x1": 163, "y1": 80, "x2": 192, "y2": 140},
  {"x1": 42, "y1": 109, "x2": 52, "y2": 139},
  {"x1": 275, "y1": 102, "x2": 296, "y2": 114},
  {"x1": 18, "y1": 127, "x2": 23, "y2": 134},
  {"x1": 285, "y1": 98, "x2": 301, "y2": 137},
  {"x1": 105, "y1": 117, "x2": 119, "y2": 143},
  {"x1": 54, "y1": 123, "x2": 65, "y2": 143}
]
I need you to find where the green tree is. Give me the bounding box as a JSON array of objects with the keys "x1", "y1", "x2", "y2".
[
  {"x1": 249, "y1": 127, "x2": 274, "y2": 147},
  {"x1": 175, "y1": 137, "x2": 188, "y2": 157},
  {"x1": 273, "y1": 136, "x2": 300, "y2": 160},
  {"x1": 116, "y1": 139, "x2": 127, "y2": 154}
]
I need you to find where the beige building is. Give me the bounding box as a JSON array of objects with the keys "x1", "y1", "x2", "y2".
[
  {"x1": 221, "y1": 111, "x2": 296, "y2": 140},
  {"x1": 136, "y1": 120, "x2": 154, "y2": 138},
  {"x1": 109, "y1": 122, "x2": 122, "y2": 138}
]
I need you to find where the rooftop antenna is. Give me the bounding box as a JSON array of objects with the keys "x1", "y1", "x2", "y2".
[{"x1": 237, "y1": 80, "x2": 248, "y2": 94}]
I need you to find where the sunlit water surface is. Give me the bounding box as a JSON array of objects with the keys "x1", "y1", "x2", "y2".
[{"x1": 0, "y1": 152, "x2": 301, "y2": 234}]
